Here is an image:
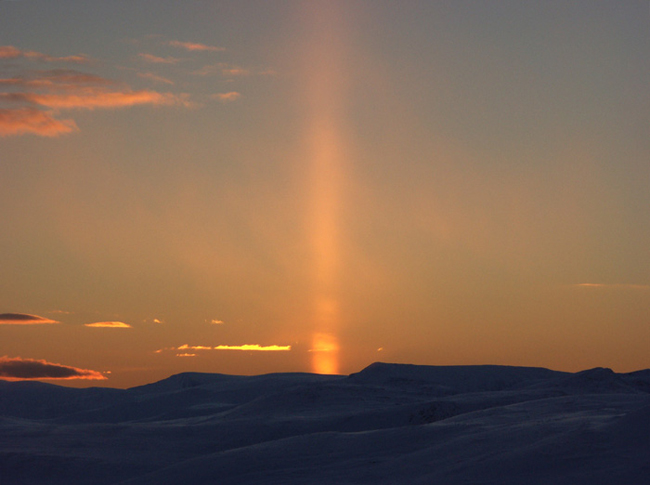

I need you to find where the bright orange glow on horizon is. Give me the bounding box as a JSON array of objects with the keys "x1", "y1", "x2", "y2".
[{"x1": 310, "y1": 332, "x2": 340, "y2": 375}]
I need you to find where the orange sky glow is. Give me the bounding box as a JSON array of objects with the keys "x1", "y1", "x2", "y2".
[{"x1": 0, "y1": 1, "x2": 648, "y2": 388}]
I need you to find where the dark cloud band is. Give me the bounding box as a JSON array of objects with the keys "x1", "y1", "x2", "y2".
[{"x1": 0, "y1": 356, "x2": 105, "y2": 380}]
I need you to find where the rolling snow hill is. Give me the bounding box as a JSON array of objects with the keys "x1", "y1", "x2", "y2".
[{"x1": 1, "y1": 363, "x2": 649, "y2": 484}]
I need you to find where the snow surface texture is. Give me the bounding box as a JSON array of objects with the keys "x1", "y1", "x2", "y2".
[{"x1": 1, "y1": 363, "x2": 649, "y2": 484}]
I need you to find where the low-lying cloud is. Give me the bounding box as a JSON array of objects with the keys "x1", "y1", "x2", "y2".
[
  {"x1": 574, "y1": 283, "x2": 650, "y2": 290},
  {"x1": 84, "y1": 321, "x2": 132, "y2": 328},
  {"x1": 158, "y1": 343, "x2": 291, "y2": 354},
  {"x1": 0, "y1": 356, "x2": 106, "y2": 380},
  {"x1": 0, "y1": 313, "x2": 59, "y2": 325}
]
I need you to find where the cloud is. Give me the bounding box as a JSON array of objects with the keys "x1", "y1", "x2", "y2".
[
  {"x1": 168, "y1": 41, "x2": 224, "y2": 52},
  {"x1": 1, "y1": 89, "x2": 185, "y2": 110},
  {"x1": 161, "y1": 344, "x2": 291, "y2": 353},
  {"x1": 0, "y1": 313, "x2": 59, "y2": 325},
  {"x1": 0, "y1": 356, "x2": 106, "y2": 380},
  {"x1": 137, "y1": 72, "x2": 174, "y2": 85},
  {"x1": 0, "y1": 45, "x2": 90, "y2": 64},
  {"x1": 213, "y1": 344, "x2": 291, "y2": 351},
  {"x1": 210, "y1": 92, "x2": 241, "y2": 103},
  {"x1": 178, "y1": 344, "x2": 212, "y2": 350},
  {"x1": 84, "y1": 321, "x2": 132, "y2": 328},
  {"x1": 0, "y1": 57, "x2": 192, "y2": 137},
  {"x1": 574, "y1": 283, "x2": 650, "y2": 290},
  {"x1": 0, "y1": 69, "x2": 116, "y2": 90},
  {"x1": 0, "y1": 108, "x2": 78, "y2": 137},
  {"x1": 210, "y1": 319, "x2": 224, "y2": 325},
  {"x1": 176, "y1": 353, "x2": 196, "y2": 357},
  {"x1": 138, "y1": 53, "x2": 180, "y2": 64},
  {"x1": 192, "y1": 63, "x2": 250, "y2": 77}
]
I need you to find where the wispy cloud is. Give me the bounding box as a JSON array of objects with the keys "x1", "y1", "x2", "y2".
[
  {"x1": 0, "y1": 313, "x2": 59, "y2": 325},
  {"x1": 210, "y1": 319, "x2": 224, "y2": 325},
  {"x1": 0, "y1": 356, "x2": 106, "y2": 380},
  {"x1": 1, "y1": 53, "x2": 192, "y2": 137},
  {"x1": 84, "y1": 321, "x2": 132, "y2": 328},
  {"x1": 137, "y1": 72, "x2": 174, "y2": 85},
  {"x1": 0, "y1": 45, "x2": 90, "y2": 64},
  {"x1": 0, "y1": 107, "x2": 78, "y2": 137},
  {"x1": 0, "y1": 70, "x2": 115, "y2": 90},
  {"x1": 574, "y1": 283, "x2": 650, "y2": 290},
  {"x1": 192, "y1": 63, "x2": 250, "y2": 77},
  {"x1": 138, "y1": 53, "x2": 181, "y2": 64},
  {"x1": 210, "y1": 92, "x2": 241, "y2": 103},
  {"x1": 1, "y1": 89, "x2": 184, "y2": 110},
  {"x1": 168, "y1": 40, "x2": 224, "y2": 52}
]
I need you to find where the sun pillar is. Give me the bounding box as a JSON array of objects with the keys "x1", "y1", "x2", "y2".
[{"x1": 303, "y1": 2, "x2": 348, "y2": 374}]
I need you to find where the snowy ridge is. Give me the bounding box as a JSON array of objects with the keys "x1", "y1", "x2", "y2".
[{"x1": 1, "y1": 362, "x2": 649, "y2": 484}]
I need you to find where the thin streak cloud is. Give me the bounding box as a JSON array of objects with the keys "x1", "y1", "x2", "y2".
[
  {"x1": 159, "y1": 344, "x2": 291, "y2": 352},
  {"x1": 137, "y1": 72, "x2": 175, "y2": 85},
  {"x1": 1, "y1": 90, "x2": 184, "y2": 110},
  {"x1": 210, "y1": 92, "x2": 241, "y2": 103},
  {"x1": 213, "y1": 344, "x2": 291, "y2": 351},
  {"x1": 0, "y1": 313, "x2": 60, "y2": 325},
  {"x1": 0, "y1": 356, "x2": 106, "y2": 380},
  {"x1": 138, "y1": 53, "x2": 180, "y2": 64},
  {"x1": 0, "y1": 45, "x2": 90, "y2": 64},
  {"x1": 168, "y1": 41, "x2": 224, "y2": 52},
  {"x1": 574, "y1": 284, "x2": 650, "y2": 290},
  {"x1": 84, "y1": 321, "x2": 132, "y2": 328}
]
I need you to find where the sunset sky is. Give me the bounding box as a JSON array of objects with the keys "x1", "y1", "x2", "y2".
[{"x1": 1, "y1": 1, "x2": 648, "y2": 388}]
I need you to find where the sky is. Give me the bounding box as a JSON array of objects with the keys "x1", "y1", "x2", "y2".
[{"x1": 0, "y1": 0, "x2": 648, "y2": 388}]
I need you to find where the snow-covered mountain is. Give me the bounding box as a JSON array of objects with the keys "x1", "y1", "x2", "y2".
[{"x1": 1, "y1": 363, "x2": 649, "y2": 484}]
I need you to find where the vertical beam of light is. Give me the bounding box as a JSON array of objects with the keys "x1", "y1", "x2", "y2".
[{"x1": 302, "y1": 2, "x2": 349, "y2": 374}]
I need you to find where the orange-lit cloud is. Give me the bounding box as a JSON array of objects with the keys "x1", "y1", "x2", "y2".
[
  {"x1": 176, "y1": 353, "x2": 196, "y2": 357},
  {"x1": 0, "y1": 45, "x2": 90, "y2": 64},
  {"x1": 137, "y1": 72, "x2": 175, "y2": 85},
  {"x1": 138, "y1": 53, "x2": 180, "y2": 64},
  {"x1": 0, "y1": 356, "x2": 106, "y2": 380},
  {"x1": 210, "y1": 92, "x2": 241, "y2": 103},
  {"x1": 161, "y1": 344, "x2": 291, "y2": 352},
  {"x1": 178, "y1": 344, "x2": 212, "y2": 350},
  {"x1": 0, "y1": 55, "x2": 192, "y2": 137},
  {"x1": 0, "y1": 70, "x2": 114, "y2": 90},
  {"x1": 0, "y1": 108, "x2": 78, "y2": 137},
  {"x1": 574, "y1": 283, "x2": 650, "y2": 290},
  {"x1": 0, "y1": 313, "x2": 60, "y2": 325},
  {"x1": 213, "y1": 344, "x2": 291, "y2": 351},
  {"x1": 192, "y1": 63, "x2": 251, "y2": 77},
  {"x1": 2, "y1": 90, "x2": 184, "y2": 110},
  {"x1": 168, "y1": 40, "x2": 224, "y2": 52},
  {"x1": 210, "y1": 319, "x2": 224, "y2": 325},
  {"x1": 84, "y1": 321, "x2": 132, "y2": 328}
]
